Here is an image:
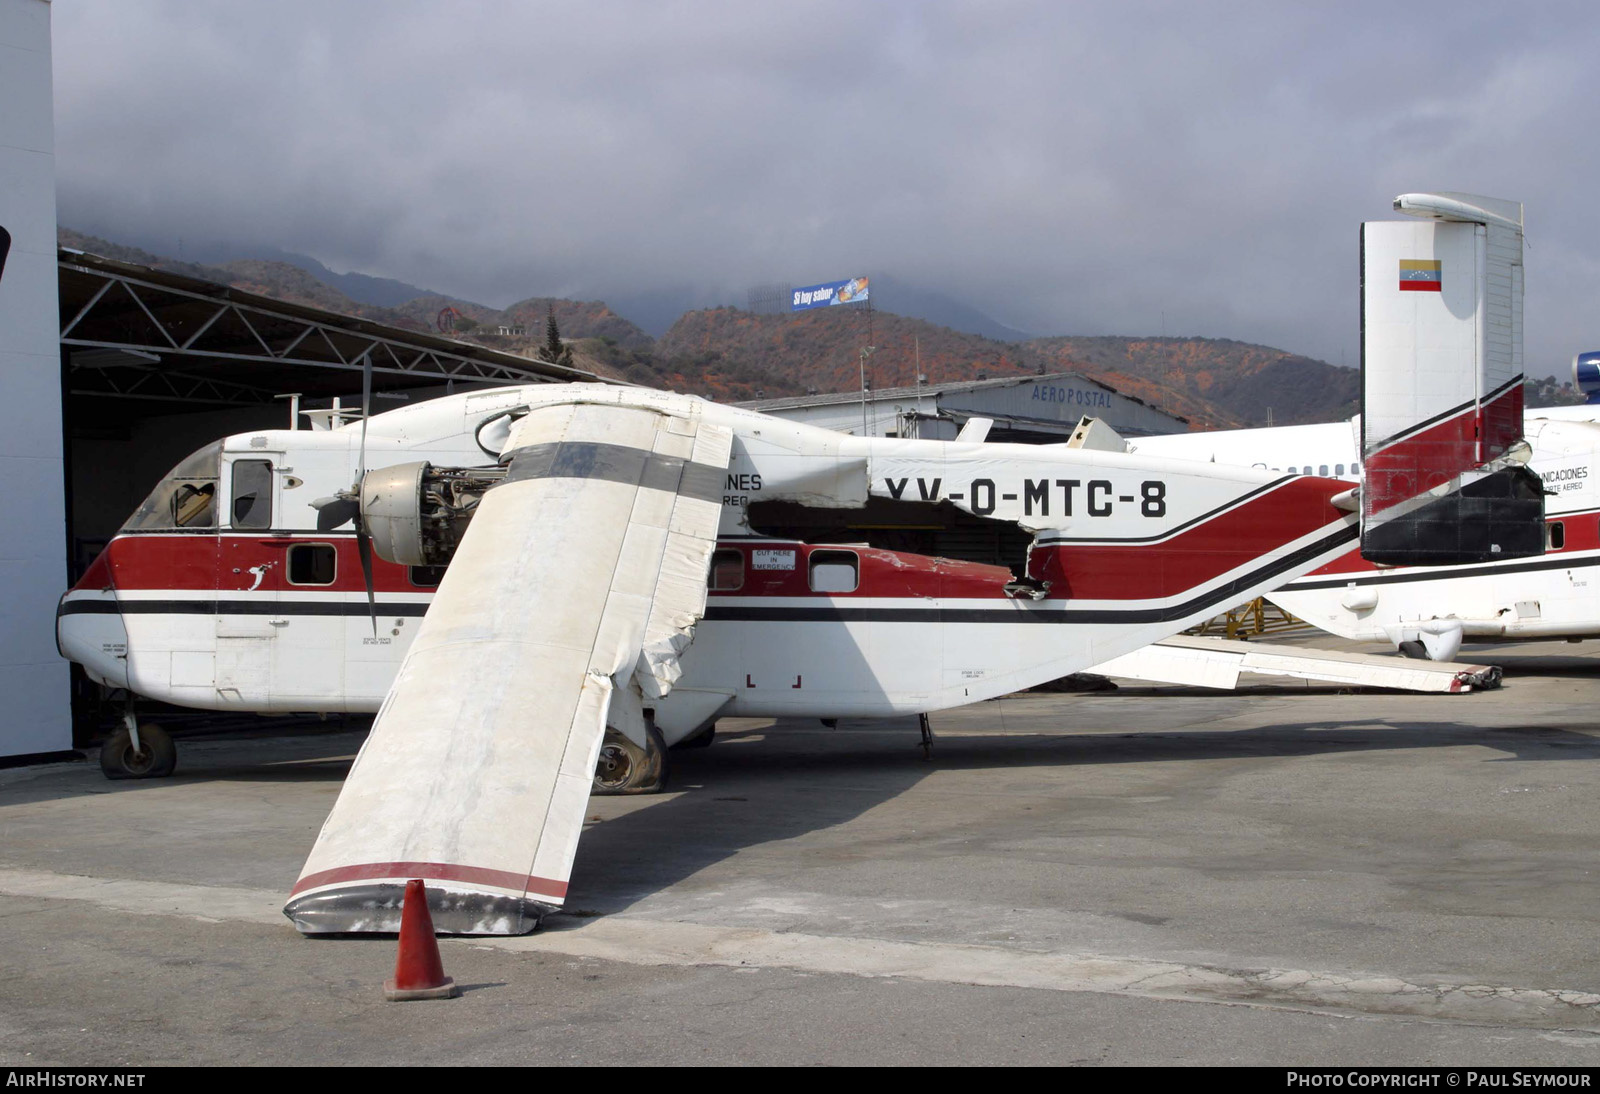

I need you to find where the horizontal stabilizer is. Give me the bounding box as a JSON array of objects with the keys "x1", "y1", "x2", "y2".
[{"x1": 1091, "y1": 634, "x2": 1501, "y2": 693}]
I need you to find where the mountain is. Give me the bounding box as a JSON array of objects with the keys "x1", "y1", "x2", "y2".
[
  {"x1": 657, "y1": 306, "x2": 1041, "y2": 395},
  {"x1": 59, "y1": 225, "x2": 1375, "y2": 427},
  {"x1": 238, "y1": 247, "x2": 440, "y2": 309},
  {"x1": 216, "y1": 258, "x2": 400, "y2": 320},
  {"x1": 497, "y1": 297, "x2": 655, "y2": 351},
  {"x1": 864, "y1": 276, "x2": 1038, "y2": 342},
  {"x1": 59, "y1": 228, "x2": 243, "y2": 287},
  {"x1": 1026, "y1": 336, "x2": 1360, "y2": 429},
  {"x1": 651, "y1": 310, "x2": 1362, "y2": 430},
  {"x1": 57, "y1": 228, "x2": 654, "y2": 350}
]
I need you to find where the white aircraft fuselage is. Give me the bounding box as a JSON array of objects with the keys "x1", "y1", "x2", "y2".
[{"x1": 58, "y1": 384, "x2": 1363, "y2": 743}]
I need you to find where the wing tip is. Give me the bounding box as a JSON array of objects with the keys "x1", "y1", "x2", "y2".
[{"x1": 284, "y1": 882, "x2": 555, "y2": 936}]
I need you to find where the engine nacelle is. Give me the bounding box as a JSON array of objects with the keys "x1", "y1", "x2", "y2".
[
  {"x1": 360, "y1": 462, "x2": 505, "y2": 567},
  {"x1": 1573, "y1": 351, "x2": 1600, "y2": 405}
]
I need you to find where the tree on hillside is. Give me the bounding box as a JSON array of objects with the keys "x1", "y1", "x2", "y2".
[{"x1": 537, "y1": 304, "x2": 573, "y2": 367}]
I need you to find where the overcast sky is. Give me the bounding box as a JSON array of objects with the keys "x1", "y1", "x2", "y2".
[{"x1": 49, "y1": 1, "x2": 1600, "y2": 376}]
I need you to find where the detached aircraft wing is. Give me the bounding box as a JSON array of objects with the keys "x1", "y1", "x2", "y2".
[{"x1": 286, "y1": 398, "x2": 731, "y2": 933}]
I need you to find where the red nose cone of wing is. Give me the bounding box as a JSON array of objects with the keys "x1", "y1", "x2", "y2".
[{"x1": 383, "y1": 879, "x2": 460, "y2": 1001}]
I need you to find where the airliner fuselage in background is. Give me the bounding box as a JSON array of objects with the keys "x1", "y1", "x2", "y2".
[{"x1": 1132, "y1": 399, "x2": 1600, "y2": 660}]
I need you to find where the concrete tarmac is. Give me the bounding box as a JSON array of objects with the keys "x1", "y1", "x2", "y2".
[{"x1": 6, "y1": 637, "x2": 1600, "y2": 1066}]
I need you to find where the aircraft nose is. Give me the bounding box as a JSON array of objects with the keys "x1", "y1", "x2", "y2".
[{"x1": 57, "y1": 550, "x2": 130, "y2": 690}]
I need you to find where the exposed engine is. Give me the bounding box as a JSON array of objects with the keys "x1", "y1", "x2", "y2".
[
  {"x1": 1573, "y1": 350, "x2": 1600, "y2": 404},
  {"x1": 359, "y1": 462, "x2": 506, "y2": 567}
]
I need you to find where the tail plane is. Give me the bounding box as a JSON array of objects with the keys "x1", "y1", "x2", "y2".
[{"x1": 1359, "y1": 192, "x2": 1543, "y2": 565}]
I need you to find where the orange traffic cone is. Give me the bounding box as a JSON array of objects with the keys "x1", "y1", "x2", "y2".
[{"x1": 383, "y1": 879, "x2": 460, "y2": 1001}]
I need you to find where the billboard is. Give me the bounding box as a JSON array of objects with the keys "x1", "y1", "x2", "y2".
[{"x1": 792, "y1": 276, "x2": 869, "y2": 311}]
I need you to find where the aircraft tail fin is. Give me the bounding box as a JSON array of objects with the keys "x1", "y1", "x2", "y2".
[{"x1": 1359, "y1": 192, "x2": 1544, "y2": 565}]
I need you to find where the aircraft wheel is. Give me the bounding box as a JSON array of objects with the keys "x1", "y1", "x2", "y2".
[
  {"x1": 99, "y1": 723, "x2": 177, "y2": 780},
  {"x1": 592, "y1": 723, "x2": 667, "y2": 795},
  {"x1": 1397, "y1": 640, "x2": 1428, "y2": 660}
]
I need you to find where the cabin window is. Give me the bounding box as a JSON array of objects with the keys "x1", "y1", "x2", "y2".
[
  {"x1": 1549, "y1": 522, "x2": 1566, "y2": 550},
  {"x1": 710, "y1": 549, "x2": 744, "y2": 591},
  {"x1": 230, "y1": 460, "x2": 274, "y2": 529},
  {"x1": 809, "y1": 550, "x2": 859, "y2": 593},
  {"x1": 1335, "y1": 463, "x2": 1346, "y2": 476},
  {"x1": 409, "y1": 565, "x2": 447, "y2": 587},
  {"x1": 287, "y1": 543, "x2": 337, "y2": 585},
  {"x1": 1318, "y1": 464, "x2": 1329, "y2": 477}
]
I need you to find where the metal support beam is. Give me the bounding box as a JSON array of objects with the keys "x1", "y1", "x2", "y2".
[{"x1": 58, "y1": 255, "x2": 599, "y2": 395}]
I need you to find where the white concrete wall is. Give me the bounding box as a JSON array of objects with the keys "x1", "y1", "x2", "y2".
[{"x1": 0, "y1": 0, "x2": 70, "y2": 756}]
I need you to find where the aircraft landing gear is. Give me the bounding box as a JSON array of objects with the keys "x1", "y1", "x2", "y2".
[
  {"x1": 592, "y1": 722, "x2": 668, "y2": 795},
  {"x1": 99, "y1": 710, "x2": 176, "y2": 780},
  {"x1": 670, "y1": 723, "x2": 716, "y2": 750}
]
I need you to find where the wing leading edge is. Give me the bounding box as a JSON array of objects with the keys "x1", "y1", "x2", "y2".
[{"x1": 285, "y1": 400, "x2": 731, "y2": 934}]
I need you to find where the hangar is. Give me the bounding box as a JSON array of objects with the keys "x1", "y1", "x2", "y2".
[{"x1": 45, "y1": 253, "x2": 597, "y2": 758}]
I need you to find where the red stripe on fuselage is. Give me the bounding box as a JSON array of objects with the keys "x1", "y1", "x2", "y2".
[
  {"x1": 81, "y1": 534, "x2": 432, "y2": 595},
  {"x1": 90, "y1": 476, "x2": 1348, "y2": 607},
  {"x1": 1030, "y1": 477, "x2": 1349, "y2": 600},
  {"x1": 707, "y1": 543, "x2": 1013, "y2": 599}
]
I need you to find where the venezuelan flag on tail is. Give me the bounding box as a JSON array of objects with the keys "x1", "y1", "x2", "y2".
[{"x1": 1397, "y1": 258, "x2": 1442, "y2": 292}]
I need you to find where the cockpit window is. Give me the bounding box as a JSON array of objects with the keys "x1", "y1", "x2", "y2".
[
  {"x1": 122, "y1": 442, "x2": 222, "y2": 532},
  {"x1": 230, "y1": 459, "x2": 274, "y2": 529}
]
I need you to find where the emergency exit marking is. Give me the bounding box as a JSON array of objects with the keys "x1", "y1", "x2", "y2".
[{"x1": 753, "y1": 549, "x2": 796, "y2": 570}]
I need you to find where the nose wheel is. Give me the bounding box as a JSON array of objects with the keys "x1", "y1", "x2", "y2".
[{"x1": 99, "y1": 716, "x2": 176, "y2": 780}]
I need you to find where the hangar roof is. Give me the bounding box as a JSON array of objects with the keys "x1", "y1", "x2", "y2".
[{"x1": 59, "y1": 247, "x2": 600, "y2": 413}]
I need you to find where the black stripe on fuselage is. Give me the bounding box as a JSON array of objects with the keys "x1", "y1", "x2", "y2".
[
  {"x1": 58, "y1": 598, "x2": 432, "y2": 617},
  {"x1": 1283, "y1": 549, "x2": 1600, "y2": 593}
]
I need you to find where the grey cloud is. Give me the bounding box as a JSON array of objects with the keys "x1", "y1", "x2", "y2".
[{"x1": 51, "y1": 1, "x2": 1600, "y2": 376}]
